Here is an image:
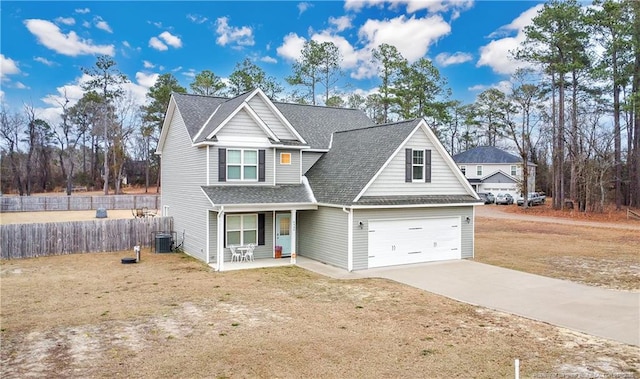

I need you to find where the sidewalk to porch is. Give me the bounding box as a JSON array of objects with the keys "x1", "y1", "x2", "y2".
[{"x1": 209, "y1": 256, "x2": 356, "y2": 279}]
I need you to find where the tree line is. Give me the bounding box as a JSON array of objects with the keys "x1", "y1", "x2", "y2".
[{"x1": 1, "y1": 0, "x2": 638, "y2": 212}]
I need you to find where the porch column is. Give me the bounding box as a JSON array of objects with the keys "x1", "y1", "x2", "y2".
[
  {"x1": 290, "y1": 209, "x2": 297, "y2": 264},
  {"x1": 216, "y1": 207, "x2": 225, "y2": 271}
]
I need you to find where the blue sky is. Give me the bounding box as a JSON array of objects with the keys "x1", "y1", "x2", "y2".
[{"x1": 1, "y1": 0, "x2": 545, "y2": 124}]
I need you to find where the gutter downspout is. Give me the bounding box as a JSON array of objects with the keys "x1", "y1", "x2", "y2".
[
  {"x1": 216, "y1": 205, "x2": 225, "y2": 271},
  {"x1": 342, "y1": 206, "x2": 353, "y2": 272}
]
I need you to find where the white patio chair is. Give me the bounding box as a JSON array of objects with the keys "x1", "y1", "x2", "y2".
[
  {"x1": 230, "y1": 245, "x2": 242, "y2": 262},
  {"x1": 243, "y1": 243, "x2": 255, "y2": 262}
]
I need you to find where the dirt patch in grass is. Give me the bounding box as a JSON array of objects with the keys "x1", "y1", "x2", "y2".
[
  {"x1": 2, "y1": 251, "x2": 639, "y2": 378},
  {"x1": 475, "y1": 218, "x2": 640, "y2": 291},
  {"x1": 0, "y1": 210, "x2": 136, "y2": 225}
]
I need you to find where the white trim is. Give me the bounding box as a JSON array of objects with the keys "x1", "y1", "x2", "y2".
[
  {"x1": 353, "y1": 122, "x2": 421, "y2": 202},
  {"x1": 246, "y1": 88, "x2": 307, "y2": 144},
  {"x1": 305, "y1": 148, "x2": 330, "y2": 153},
  {"x1": 301, "y1": 176, "x2": 317, "y2": 204},
  {"x1": 155, "y1": 96, "x2": 177, "y2": 155},
  {"x1": 299, "y1": 150, "x2": 303, "y2": 184},
  {"x1": 290, "y1": 209, "x2": 297, "y2": 264},
  {"x1": 215, "y1": 203, "x2": 318, "y2": 213},
  {"x1": 226, "y1": 148, "x2": 259, "y2": 182},
  {"x1": 280, "y1": 152, "x2": 292, "y2": 165},
  {"x1": 316, "y1": 202, "x2": 481, "y2": 209},
  {"x1": 206, "y1": 145, "x2": 210, "y2": 186},
  {"x1": 206, "y1": 102, "x2": 279, "y2": 142},
  {"x1": 272, "y1": 147, "x2": 277, "y2": 185},
  {"x1": 206, "y1": 210, "x2": 211, "y2": 264},
  {"x1": 194, "y1": 141, "x2": 272, "y2": 149},
  {"x1": 471, "y1": 206, "x2": 475, "y2": 259},
  {"x1": 225, "y1": 213, "x2": 258, "y2": 247},
  {"x1": 353, "y1": 120, "x2": 479, "y2": 202},
  {"x1": 216, "y1": 206, "x2": 225, "y2": 272},
  {"x1": 342, "y1": 207, "x2": 353, "y2": 272},
  {"x1": 193, "y1": 104, "x2": 221, "y2": 142}
]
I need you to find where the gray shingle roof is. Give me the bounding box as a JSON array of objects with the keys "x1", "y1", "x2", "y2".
[
  {"x1": 274, "y1": 102, "x2": 374, "y2": 149},
  {"x1": 194, "y1": 91, "x2": 254, "y2": 143},
  {"x1": 171, "y1": 93, "x2": 227, "y2": 140},
  {"x1": 305, "y1": 119, "x2": 421, "y2": 205},
  {"x1": 171, "y1": 92, "x2": 373, "y2": 149},
  {"x1": 201, "y1": 184, "x2": 314, "y2": 205},
  {"x1": 453, "y1": 146, "x2": 522, "y2": 164}
]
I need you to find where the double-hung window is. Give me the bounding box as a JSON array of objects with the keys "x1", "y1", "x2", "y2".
[
  {"x1": 405, "y1": 148, "x2": 431, "y2": 183},
  {"x1": 476, "y1": 165, "x2": 483, "y2": 176},
  {"x1": 511, "y1": 165, "x2": 518, "y2": 176},
  {"x1": 226, "y1": 214, "x2": 257, "y2": 246},
  {"x1": 227, "y1": 149, "x2": 258, "y2": 181},
  {"x1": 412, "y1": 150, "x2": 424, "y2": 181}
]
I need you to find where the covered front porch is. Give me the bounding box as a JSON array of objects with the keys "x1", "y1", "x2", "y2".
[{"x1": 201, "y1": 184, "x2": 317, "y2": 272}]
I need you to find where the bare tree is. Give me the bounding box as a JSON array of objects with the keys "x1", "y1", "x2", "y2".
[{"x1": 0, "y1": 107, "x2": 25, "y2": 195}]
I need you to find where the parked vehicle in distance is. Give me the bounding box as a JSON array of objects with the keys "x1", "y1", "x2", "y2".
[
  {"x1": 478, "y1": 193, "x2": 492, "y2": 204},
  {"x1": 517, "y1": 192, "x2": 546, "y2": 206},
  {"x1": 495, "y1": 193, "x2": 514, "y2": 205},
  {"x1": 478, "y1": 192, "x2": 495, "y2": 204}
]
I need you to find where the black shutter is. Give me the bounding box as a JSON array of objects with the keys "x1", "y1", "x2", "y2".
[
  {"x1": 222, "y1": 214, "x2": 226, "y2": 247},
  {"x1": 258, "y1": 213, "x2": 265, "y2": 245},
  {"x1": 405, "y1": 148, "x2": 412, "y2": 182},
  {"x1": 425, "y1": 149, "x2": 432, "y2": 183},
  {"x1": 258, "y1": 150, "x2": 266, "y2": 182},
  {"x1": 218, "y1": 148, "x2": 226, "y2": 182}
]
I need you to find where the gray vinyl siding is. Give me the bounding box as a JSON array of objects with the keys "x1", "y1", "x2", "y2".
[
  {"x1": 209, "y1": 212, "x2": 221, "y2": 264},
  {"x1": 161, "y1": 109, "x2": 211, "y2": 262},
  {"x1": 209, "y1": 146, "x2": 275, "y2": 185},
  {"x1": 216, "y1": 108, "x2": 273, "y2": 141},
  {"x1": 276, "y1": 149, "x2": 301, "y2": 184},
  {"x1": 302, "y1": 151, "x2": 324, "y2": 174},
  {"x1": 248, "y1": 96, "x2": 297, "y2": 140},
  {"x1": 363, "y1": 130, "x2": 468, "y2": 197},
  {"x1": 297, "y1": 206, "x2": 348, "y2": 269},
  {"x1": 215, "y1": 211, "x2": 274, "y2": 262},
  {"x1": 352, "y1": 206, "x2": 474, "y2": 270}
]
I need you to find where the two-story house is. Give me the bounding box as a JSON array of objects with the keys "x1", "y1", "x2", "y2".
[
  {"x1": 157, "y1": 89, "x2": 481, "y2": 271},
  {"x1": 452, "y1": 146, "x2": 536, "y2": 200}
]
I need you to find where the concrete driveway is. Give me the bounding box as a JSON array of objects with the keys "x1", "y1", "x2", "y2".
[{"x1": 297, "y1": 257, "x2": 640, "y2": 346}]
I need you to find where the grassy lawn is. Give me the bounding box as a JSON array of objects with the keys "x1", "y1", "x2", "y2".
[
  {"x1": 475, "y1": 218, "x2": 640, "y2": 291},
  {"x1": 2, "y1": 244, "x2": 639, "y2": 378}
]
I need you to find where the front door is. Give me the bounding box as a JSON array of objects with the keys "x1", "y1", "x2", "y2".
[{"x1": 275, "y1": 213, "x2": 291, "y2": 256}]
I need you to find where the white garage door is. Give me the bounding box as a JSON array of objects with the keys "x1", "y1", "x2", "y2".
[{"x1": 368, "y1": 217, "x2": 461, "y2": 268}]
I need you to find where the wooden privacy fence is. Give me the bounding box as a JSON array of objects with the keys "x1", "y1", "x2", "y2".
[
  {"x1": 0, "y1": 195, "x2": 160, "y2": 212},
  {"x1": 1, "y1": 217, "x2": 173, "y2": 259}
]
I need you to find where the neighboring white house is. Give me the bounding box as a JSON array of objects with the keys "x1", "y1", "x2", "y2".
[{"x1": 452, "y1": 146, "x2": 536, "y2": 199}]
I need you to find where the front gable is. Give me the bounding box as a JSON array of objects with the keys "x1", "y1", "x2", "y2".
[
  {"x1": 481, "y1": 170, "x2": 517, "y2": 184},
  {"x1": 357, "y1": 120, "x2": 477, "y2": 200},
  {"x1": 213, "y1": 107, "x2": 275, "y2": 144}
]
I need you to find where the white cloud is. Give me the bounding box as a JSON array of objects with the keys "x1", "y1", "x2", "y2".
[
  {"x1": 344, "y1": 0, "x2": 385, "y2": 12},
  {"x1": 55, "y1": 17, "x2": 75, "y2": 26},
  {"x1": 298, "y1": 2, "x2": 313, "y2": 15},
  {"x1": 75, "y1": 8, "x2": 90, "y2": 14},
  {"x1": 135, "y1": 72, "x2": 158, "y2": 89},
  {"x1": 149, "y1": 36, "x2": 168, "y2": 51},
  {"x1": 159, "y1": 31, "x2": 182, "y2": 48},
  {"x1": 187, "y1": 13, "x2": 208, "y2": 24},
  {"x1": 276, "y1": 33, "x2": 307, "y2": 62},
  {"x1": 183, "y1": 69, "x2": 197, "y2": 79},
  {"x1": 149, "y1": 31, "x2": 182, "y2": 51},
  {"x1": 312, "y1": 32, "x2": 360, "y2": 68},
  {"x1": 15, "y1": 81, "x2": 29, "y2": 89},
  {"x1": 24, "y1": 19, "x2": 115, "y2": 56},
  {"x1": 171, "y1": 66, "x2": 183, "y2": 72},
  {"x1": 477, "y1": 4, "x2": 543, "y2": 75},
  {"x1": 344, "y1": 0, "x2": 472, "y2": 14},
  {"x1": 215, "y1": 17, "x2": 254, "y2": 47},
  {"x1": 82, "y1": 20, "x2": 91, "y2": 28},
  {"x1": 260, "y1": 56, "x2": 277, "y2": 64},
  {"x1": 143, "y1": 60, "x2": 155, "y2": 69},
  {"x1": 34, "y1": 56, "x2": 55, "y2": 66},
  {"x1": 94, "y1": 17, "x2": 113, "y2": 33},
  {"x1": 435, "y1": 52, "x2": 473, "y2": 67},
  {"x1": 1, "y1": 54, "x2": 20, "y2": 79},
  {"x1": 122, "y1": 41, "x2": 131, "y2": 48},
  {"x1": 358, "y1": 14, "x2": 450, "y2": 62},
  {"x1": 328, "y1": 16, "x2": 352, "y2": 32}
]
